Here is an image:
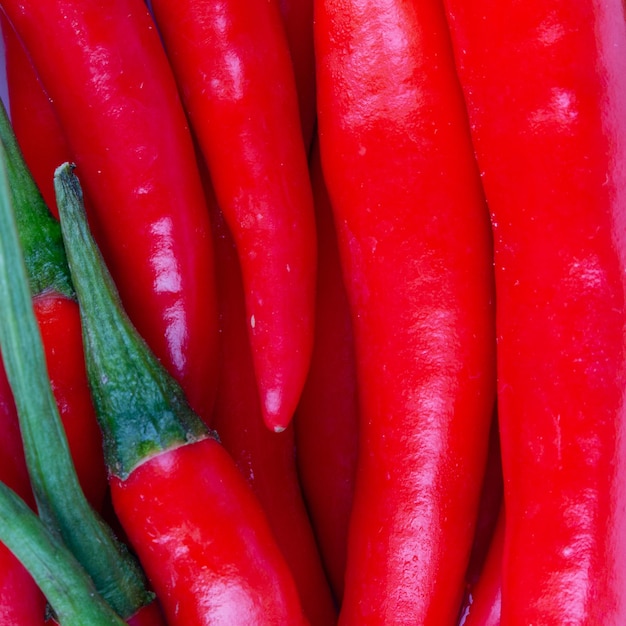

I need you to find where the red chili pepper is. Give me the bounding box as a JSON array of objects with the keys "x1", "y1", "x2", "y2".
[
  {"x1": 149, "y1": 0, "x2": 317, "y2": 432},
  {"x1": 1, "y1": 0, "x2": 219, "y2": 427},
  {"x1": 315, "y1": 0, "x2": 497, "y2": 622},
  {"x1": 206, "y1": 177, "x2": 337, "y2": 626},
  {"x1": 274, "y1": 0, "x2": 316, "y2": 149},
  {"x1": 1, "y1": 14, "x2": 69, "y2": 220},
  {"x1": 55, "y1": 163, "x2": 308, "y2": 626},
  {"x1": 442, "y1": 1, "x2": 626, "y2": 622},
  {"x1": 294, "y1": 137, "x2": 359, "y2": 605}
]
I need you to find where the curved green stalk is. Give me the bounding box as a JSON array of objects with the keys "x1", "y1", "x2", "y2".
[
  {"x1": 0, "y1": 480, "x2": 126, "y2": 626},
  {"x1": 0, "y1": 141, "x2": 153, "y2": 617}
]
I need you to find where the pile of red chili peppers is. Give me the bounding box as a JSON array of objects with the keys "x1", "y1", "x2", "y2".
[{"x1": 0, "y1": 0, "x2": 625, "y2": 624}]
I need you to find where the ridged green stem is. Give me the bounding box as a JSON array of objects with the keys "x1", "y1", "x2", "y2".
[
  {"x1": 54, "y1": 163, "x2": 210, "y2": 480},
  {"x1": 0, "y1": 99, "x2": 73, "y2": 298}
]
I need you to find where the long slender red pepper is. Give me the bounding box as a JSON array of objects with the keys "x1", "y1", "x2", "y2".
[
  {"x1": 55, "y1": 163, "x2": 308, "y2": 626},
  {"x1": 1, "y1": 0, "x2": 219, "y2": 426},
  {"x1": 206, "y1": 176, "x2": 337, "y2": 626},
  {"x1": 294, "y1": 137, "x2": 359, "y2": 605},
  {"x1": 442, "y1": 1, "x2": 626, "y2": 622},
  {"x1": 149, "y1": 0, "x2": 317, "y2": 431},
  {"x1": 315, "y1": 0, "x2": 496, "y2": 622}
]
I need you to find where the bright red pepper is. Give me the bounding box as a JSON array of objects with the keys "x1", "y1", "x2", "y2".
[
  {"x1": 315, "y1": 0, "x2": 497, "y2": 622},
  {"x1": 1, "y1": 0, "x2": 219, "y2": 427},
  {"x1": 149, "y1": 0, "x2": 317, "y2": 432},
  {"x1": 294, "y1": 138, "x2": 359, "y2": 605},
  {"x1": 1, "y1": 14, "x2": 70, "y2": 220},
  {"x1": 207, "y1": 179, "x2": 337, "y2": 625},
  {"x1": 55, "y1": 164, "x2": 309, "y2": 626},
  {"x1": 442, "y1": 1, "x2": 626, "y2": 622}
]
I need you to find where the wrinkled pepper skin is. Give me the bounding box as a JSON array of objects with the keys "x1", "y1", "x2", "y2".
[
  {"x1": 442, "y1": 1, "x2": 626, "y2": 623},
  {"x1": 110, "y1": 438, "x2": 310, "y2": 626},
  {"x1": 149, "y1": 0, "x2": 317, "y2": 432},
  {"x1": 1, "y1": 0, "x2": 219, "y2": 427},
  {"x1": 315, "y1": 0, "x2": 497, "y2": 623}
]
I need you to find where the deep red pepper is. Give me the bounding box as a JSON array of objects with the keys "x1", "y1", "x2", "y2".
[
  {"x1": 55, "y1": 163, "x2": 309, "y2": 626},
  {"x1": 315, "y1": 0, "x2": 497, "y2": 622},
  {"x1": 1, "y1": 0, "x2": 219, "y2": 427},
  {"x1": 294, "y1": 137, "x2": 359, "y2": 605},
  {"x1": 33, "y1": 294, "x2": 108, "y2": 510},
  {"x1": 442, "y1": 1, "x2": 626, "y2": 622},
  {"x1": 0, "y1": 365, "x2": 46, "y2": 625},
  {"x1": 206, "y1": 180, "x2": 337, "y2": 625},
  {"x1": 149, "y1": 0, "x2": 317, "y2": 432}
]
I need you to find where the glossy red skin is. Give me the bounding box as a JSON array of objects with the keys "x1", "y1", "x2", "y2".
[
  {"x1": 442, "y1": 1, "x2": 626, "y2": 622},
  {"x1": 2, "y1": 0, "x2": 219, "y2": 427},
  {"x1": 0, "y1": 364, "x2": 46, "y2": 624},
  {"x1": 149, "y1": 0, "x2": 317, "y2": 432},
  {"x1": 315, "y1": 0, "x2": 496, "y2": 623},
  {"x1": 33, "y1": 293, "x2": 108, "y2": 511},
  {"x1": 110, "y1": 438, "x2": 309, "y2": 626},
  {"x1": 294, "y1": 139, "x2": 359, "y2": 604},
  {"x1": 207, "y1": 184, "x2": 337, "y2": 625},
  {"x1": 274, "y1": 0, "x2": 316, "y2": 149},
  {"x1": 1, "y1": 15, "x2": 68, "y2": 220},
  {"x1": 460, "y1": 510, "x2": 503, "y2": 626}
]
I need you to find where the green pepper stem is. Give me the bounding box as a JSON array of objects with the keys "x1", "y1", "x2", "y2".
[
  {"x1": 0, "y1": 99, "x2": 73, "y2": 298},
  {"x1": 0, "y1": 480, "x2": 127, "y2": 626},
  {"x1": 0, "y1": 142, "x2": 153, "y2": 618},
  {"x1": 54, "y1": 163, "x2": 211, "y2": 480}
]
